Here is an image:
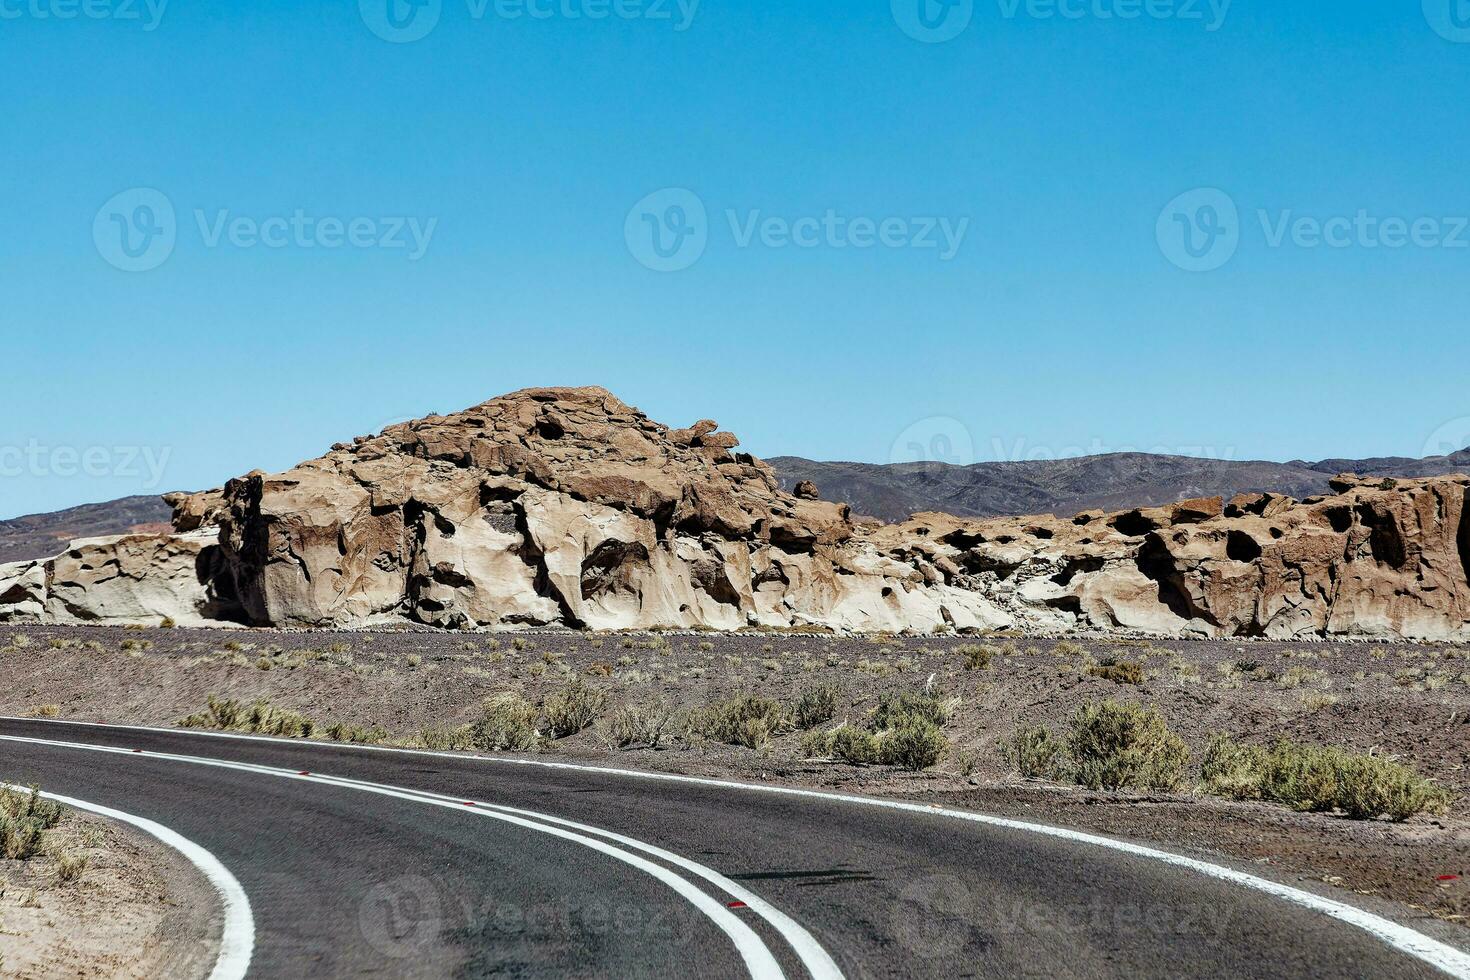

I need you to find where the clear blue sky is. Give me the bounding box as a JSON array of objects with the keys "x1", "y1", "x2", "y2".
[{"x1": 3, "y1": 0, "x2": 1469, "y2": 519}]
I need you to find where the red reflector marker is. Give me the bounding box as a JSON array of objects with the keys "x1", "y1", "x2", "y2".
[
  {"x1": 464, "y1": 802, "x2": 477, "y2": 807},
  {"x1": 1438, "y1": 874, "x2": 1461, "y2": 881},
  {"x1": 727, "y1": 901, "x2": 747, "y2": 909},
  {"x1": 132, "y1": 749, "x2": 143, "y2": 754},
  {"x1": 298, "y1": 771, "x2": 311, "y2": 776}
]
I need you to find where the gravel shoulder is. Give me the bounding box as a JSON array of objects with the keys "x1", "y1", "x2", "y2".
[
  {"x1": 0, "y1": 805, "x2": 222, "y2": 980},
  {"x1": 2, "y1": 623, "x2": 1466, "y2": 935}
]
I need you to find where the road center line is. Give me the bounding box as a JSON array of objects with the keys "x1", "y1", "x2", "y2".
[{"x1": 0, "y1": 780, "x2": 254, "y2": 980}]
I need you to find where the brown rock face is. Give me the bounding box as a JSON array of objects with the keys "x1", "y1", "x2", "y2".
[{"x1": 4, "y1": 388, "x2": 1469, "y2": 639}]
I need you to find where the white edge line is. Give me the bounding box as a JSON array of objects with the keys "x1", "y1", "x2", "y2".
[
  {"x1": 0, "y1": 780, "x2": 255, "y2": 980},
  {"x1": 8, "y1": 716, "x2": 1470, "y2": 979},
  {"x1": 0, "y1": 736, "x2": 791, "y2": 980}
]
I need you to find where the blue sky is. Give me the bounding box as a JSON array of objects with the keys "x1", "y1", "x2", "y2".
[{"x1": 3, "y1": 0, "x2": 1469, "y2": 518}]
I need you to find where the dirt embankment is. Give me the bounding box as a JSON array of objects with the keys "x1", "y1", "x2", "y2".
[
  {"x1": 2, "y1": 623, "x2": 1468, "y2": 931},
  {"x1": 0, "y1": 803, "x2": 221, "y2": 979}
]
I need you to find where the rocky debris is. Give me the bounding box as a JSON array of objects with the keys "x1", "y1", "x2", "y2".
[
  {"x1": 793, "y1": 480, "x2": 820, "y2": 500},
  {"x1": 3, "y1": 389, "x2": 1469, "y2": 639}
]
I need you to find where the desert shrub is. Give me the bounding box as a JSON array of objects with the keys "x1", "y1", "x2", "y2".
[
  {"x1": 1333, "y1": 753, "x2": 1452, "y2": 821},
  {"x1": 957, "y1": 644, "x2": 993, "y2": 670},
  {"x1": 1052, "y1": 640, "x2": 1089, "y2": 659},
  {"x1": 0, "y1": 786, "x2": 63, "y2": 861},
  {"x1": 178, "y1": 697, "x2": 315, "y2": 737},
  {"x1": 1008, "y1": 725, "x2": 1065, "y2": 779},
  {"x1": 691, "y1": 695, "x2": 789, "y2": 749},
  {"x1": 870, "y1": 690, "x2": 954, "y2": 730},
  {"x1": 792, "y1": 684, "x2": 841, "y2": 730},
  {"x1": 602, "y1": 703, "x2": 679, "y2": 749},
  {"x1": 54, "y1": 850, "x2": 89, "y2": 883},
  {"x1": 879, "y1": 719, "x2": 948, "y2": 770},
  {"x1": 542, "y1": 680, "x2": 605, "y2": 739},
  {"x1": 417, "y1": 725, "x2": 476, "y2": 752},
  {"x1": 1200, "y1": 735, "x2": 1269, "y2": 800},
  {"x1": 1258, "y1": 743, "x2": 1343, "y2": 813},
  {"x1": 1086, "y1": 657, "x2": 1145, "y2": 686},
  {"x1": 1202, "y1": 737, "x2": 1452, "y2": 821},
  {"x1": 1067, "y1": 700, "x2": 1189, "y2": 791},
  {"x1": 467, "y1": 693, "x2": 540, "y2": 751},
  {"x1": 324, "y1": 722, "x2": 388, "y2": 745},
  {"x1": 803, "y1": 724, "x2": 883, "y2": 764}
]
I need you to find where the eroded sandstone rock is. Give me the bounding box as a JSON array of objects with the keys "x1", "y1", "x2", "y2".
[{"x1": 5, "y1": 388, "x2": 1469, "y2": 639}]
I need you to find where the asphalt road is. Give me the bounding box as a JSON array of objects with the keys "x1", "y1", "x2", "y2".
[{"x1": 0, "y1": 718, "x2": 1463, "y2": 980}]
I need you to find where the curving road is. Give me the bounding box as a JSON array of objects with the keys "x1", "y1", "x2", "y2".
[{"x1": 1, "y1": 718, "x2": 1466, "y2": 980}]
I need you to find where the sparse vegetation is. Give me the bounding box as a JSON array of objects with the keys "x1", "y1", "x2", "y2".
[
  {"x1": 1008, "y1": 725, "x2": 1065, "y2": 779},
  {"x1": 691, "y1": 694, "x2": 789, "y2": 749},
  {"x1": 465, "y1": 693, "x2": 541, "y2": 751},
  {"x1": 600, "y1": 703, "x2": 680, "y2": 749},
  {"x1": 792, "y1": 683, "x2": 840, "y2": 730},
  {"x1": 1202, "y1": 737, "x2": 1452, "y2": 821},
  {"x1": 1, "y1": 786, "x2": 63, "y2": 861},
  {"x1": 1086, "y1": 657, "x2": 1145, "y2": 686},
  {"x1": 541, "y1": 680, "x2": 605, "y2": 738}
]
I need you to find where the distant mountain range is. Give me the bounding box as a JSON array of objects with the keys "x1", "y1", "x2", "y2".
[
  {"x1": 769, "y1": 448, "x2": 1470, "y2": 523},
  {"x1": 4, "y1": 447, "x2": 1469, "y2": 564},
  {"x1": 0, "y1": 495, "x2": 173, "y2": 565}
]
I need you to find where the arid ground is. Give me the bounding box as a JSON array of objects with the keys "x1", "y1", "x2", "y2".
[
  {"x1": 0, "y1": 801, "x2": 220, "y2": 979},
  {"x1": 2, "y1": 624, "x2": 1467, "y2": 933}
]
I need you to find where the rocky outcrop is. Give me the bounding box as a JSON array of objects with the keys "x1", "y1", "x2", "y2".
[
  {"x1": 0, "y1": 529, "x2": 222, "y2": 626},
  {"x1": 3, "y1": 388, "x2": 1469, "y2": 639}
]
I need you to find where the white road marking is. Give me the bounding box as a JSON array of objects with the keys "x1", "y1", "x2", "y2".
[
  {"x1": 0, "y1": 780, "x2": 254, "y2": 980},
  {"x1": 0, "y1": 735, "x2": 816, "y2": 980},
  {"x1": 7, "y1": 718, "x2": 1469, "y2": 978}
]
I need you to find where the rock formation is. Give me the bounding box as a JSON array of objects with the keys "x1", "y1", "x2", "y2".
[{"x1": 3, "y1": 388, "x2": 1468, "y2": 639}]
